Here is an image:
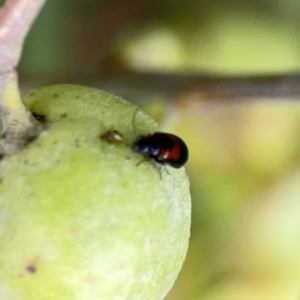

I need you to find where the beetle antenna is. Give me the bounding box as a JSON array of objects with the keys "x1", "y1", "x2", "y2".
[{"x1": 131, "y1": 106, "x2": 140, "y2": 137}]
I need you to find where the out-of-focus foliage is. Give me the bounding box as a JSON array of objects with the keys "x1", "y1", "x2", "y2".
[
  {"x1": 20, "y1": 0, "x2": 300, "y2": 76},
  {"x1": 112, "y1": 0, "x2": 300, "y2": 74},
  {"x1": 20, "y1": 0, "x2": 73, "y2": 75}
]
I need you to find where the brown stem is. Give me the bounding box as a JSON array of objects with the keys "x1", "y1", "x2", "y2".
[{"x1": 0, "y1": 0, "x2": 46, "y2": 155}]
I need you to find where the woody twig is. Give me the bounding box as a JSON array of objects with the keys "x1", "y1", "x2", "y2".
[{"x1": 0, "y1": 0, "x2": 46, "y2": 155}]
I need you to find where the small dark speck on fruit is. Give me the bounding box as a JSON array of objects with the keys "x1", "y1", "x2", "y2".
[
  {"x1": 53, "y1": 140, "x2": 58, "y2": 145},
  {"x1": 53, "y1": 94, "x2": 59, "y2": 98},
  {"x1": 60, "y1": 113, "x2": 67, "y2": 119},
  {"x1": 75, "y1": 96, "x2": 79, "y2": 99},
  {"x1": 26, "y1": 265, "x2": 36, "y2": 274},
  {"x1": 32, "y1": 112, "x2": 46, "y2": 123},
  {"x1": 75, "y1": 139, "x2": 80, "y2": 147},
  {"x1": 24, "y1": 160, "x2": 28, "y2": 165},
  {"x1": 0, "y1": 153, "x2": 4, "y2": 160}
]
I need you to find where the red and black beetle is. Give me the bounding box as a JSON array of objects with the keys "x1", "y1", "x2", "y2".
[{"x1": 132, "y1": 132, "x2": 188, "y2": 168}]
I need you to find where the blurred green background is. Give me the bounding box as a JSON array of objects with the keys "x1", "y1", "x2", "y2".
[
  {"x1": 20, "y1": 0, "x2": 300, "y2": 76},
  {"x1": 18, "y1": 0, "x2": 300, "y2": 299}
]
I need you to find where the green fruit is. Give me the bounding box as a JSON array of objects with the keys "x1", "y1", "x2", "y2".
[{"x1": 0, "y1": 85, "x2": 191, "y2": 300}]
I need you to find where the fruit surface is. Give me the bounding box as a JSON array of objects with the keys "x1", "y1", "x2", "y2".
[{"x1": 0, "y1": 85, "x2": 191, "y2": 300}]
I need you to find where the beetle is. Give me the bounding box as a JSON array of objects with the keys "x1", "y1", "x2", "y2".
[{"x1": 132, "y1": 132, "x2": 188, "y2": 168}]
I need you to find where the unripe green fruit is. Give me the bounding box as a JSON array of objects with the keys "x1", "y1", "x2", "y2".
[{"x1": 0, "y1": 85, "x2": 191, "y2": 300}]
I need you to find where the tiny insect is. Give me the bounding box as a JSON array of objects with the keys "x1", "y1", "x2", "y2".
[
  {"x1": 100, "y1": 130, "x2": 123, "y2": 143},
  {"x1": 132, "y1": 132, "x2": 188, "y2": 168}
]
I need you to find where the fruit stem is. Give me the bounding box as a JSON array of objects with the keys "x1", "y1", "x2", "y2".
[{"x1": 0, "y1": 0, "x2": 46, "y2": 155}]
